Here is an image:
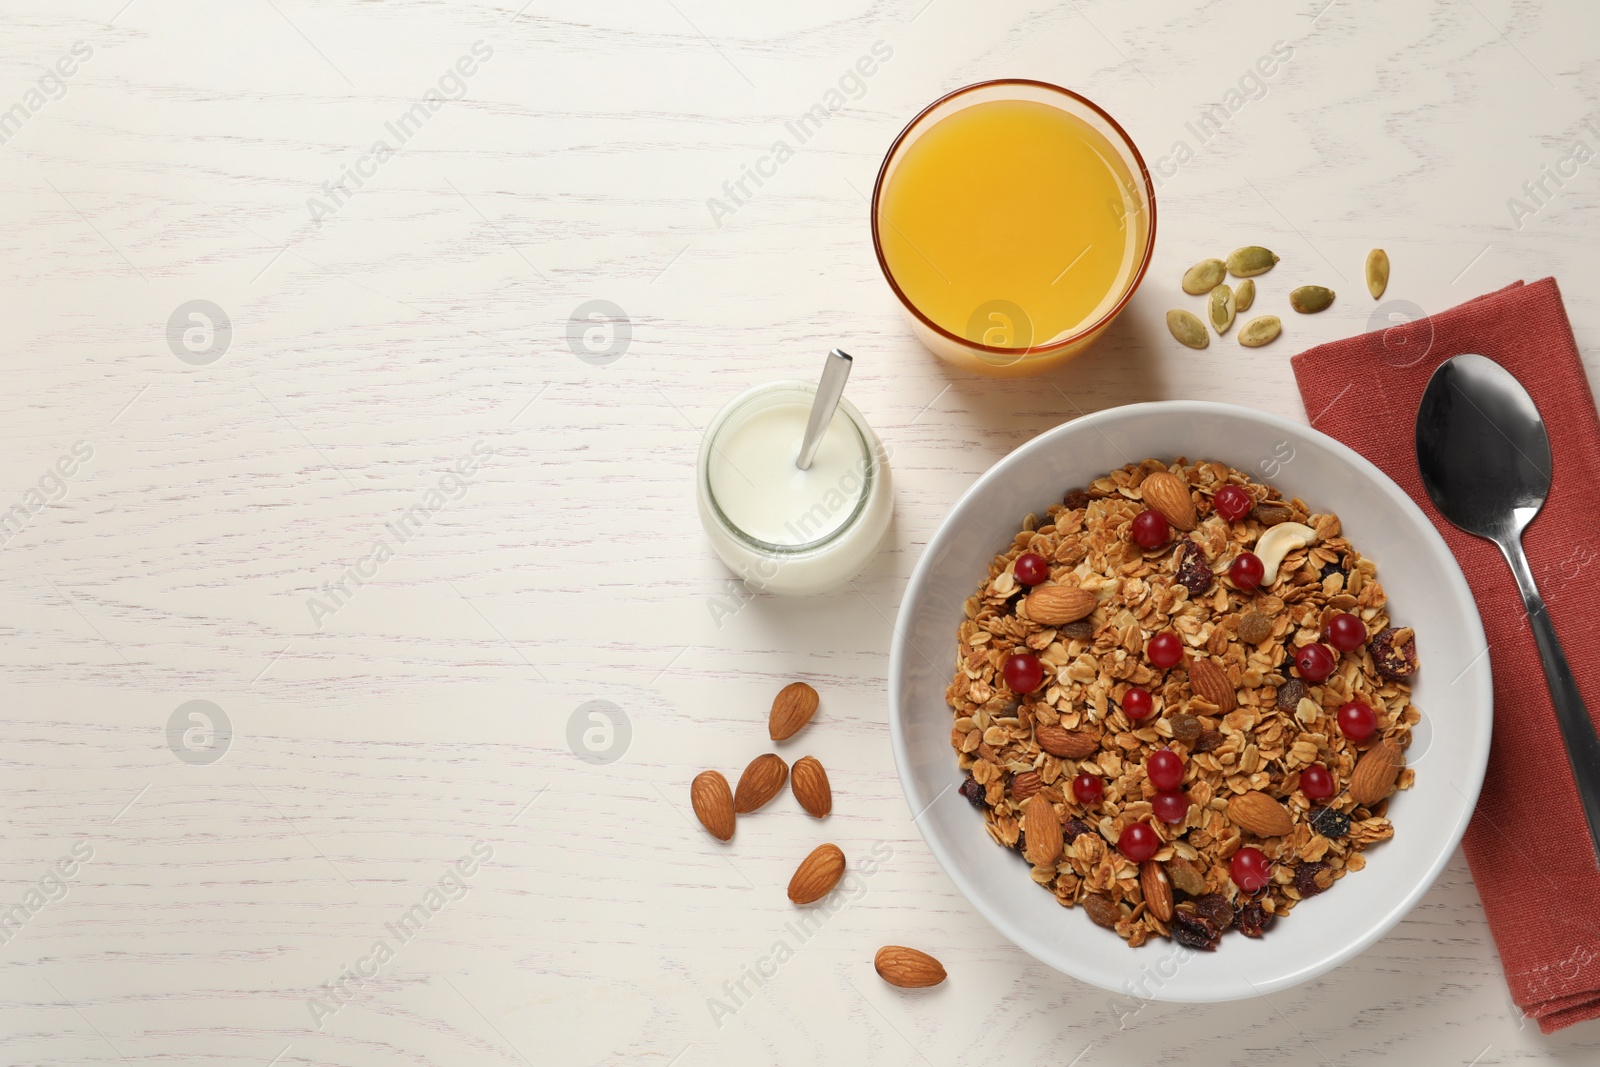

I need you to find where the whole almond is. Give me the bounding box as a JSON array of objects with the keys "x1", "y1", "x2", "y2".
[
  {"x1": 690, "y1": 770, "x2": 735, "y2": 841},
  {"x1": 1166, "y1": 856, "x2": 1207, "y2": 897},
  {"x1": 734, "y1": 753, "x2": 788, "y2": 813},
  {"x1": 1187, "y1": 658, "x2": 1237, "y2": 714},
  {"x1": 1010, "y1": 770, "x2": 1043, "y2": 802},
  {"x1": 769, "y1": 681, "x2": 819, "y2": 741},
  {"x1": 1140, "y1": 470, "x2": 1197, "y2": 531},
  {"x1": 1024, "y1": 585, "x2": 1096, "y2": 625},
  {"x1": 1349, "y1": 739, "x2": 1404, "y2": 807},
  {"x1": 874, "y1": 946, "x2": 946, "y2": 988},
  {"x1": 787, "y1": 843, "x2": 845, "y2": 904},
  {"x1": 790, "y1": 755, "x2": 832, "y2": 818},
  {"x1": 1022, "y1": 793, "x2": 1063, "y2": 868},
  {"x1": 1035, "y1": 724, "x2": 1099, "y2": 759},
  {"x1": 1227, "y1": 791, "x2": 1294, "y2": 837},
  {"x1": 1140, "y1": 860, "x2": 1174, "y2": 922}
]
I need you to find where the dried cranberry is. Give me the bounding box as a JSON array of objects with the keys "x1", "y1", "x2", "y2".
[
  {"x1": 1236, "y1": 902, "x2": 1274, "y2": 938},
  {"x1": 1062, "y1": 817, "x2": 1092, "y2": 843},
  {"x1": 959, "y1": 775, "x2": 985, "y2": 809},
  {"x1": 1309, "y1": 808, "x2": 1350, "y2": 839},
  {"x1": 1192, "y1": 892, "x2": 1235, "y2": 930},
  {"x1": 1174, "y1": 540, "x2": 1213, "y2": 598},
  {"x1": 1062, "y1": 489, "x2": 1091, "y2": 511},
  {"x1": 1171, "y1": 907, "x2": 1220, "y2": 951},
  {"x1": 1061, "y1": 620, "x2": 1094, "y2": 641},
  {"x1": 1194, "y1": 729, "x2": 1224, "y2": 754},
  {"x1": 1371, "y1": 626, "x2": 1418, "y2": 680},
  {"x1": 1294, "y1": 861, "x2": 1330, "y2": 897},
  {"x1": 1275, "y1": 679, "x2": 1307, "y2": 711}
]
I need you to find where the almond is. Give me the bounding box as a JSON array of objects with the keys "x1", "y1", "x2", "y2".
[
  {"x1": 787, "y1": 843, "x2": 845, "y2": 905},
  {"x1": 1010, "y1": 770, "x2": 1043, "y2": 802},
  {"x1": 1022, "y1": 793, "x2": 1063, "y2": 867},
  {"x1": 874, "y1": 946, "x2": 946, "y2": 988},
  {"x1": 1023, "y1": 585, "x2": 1096, "y2": 626},
  {"x1": 734, "y1": 753, "x2": 788, "y2": 813},
  {"x1": 1227, "y1": 791, "x2": 1294, "y2": 837},
  {"x1": 790, "y1": 755, "x2": 832, "y2": 818},
  {"x1": 690, "y1": 770, "x2": 735, "y2": 841},
  {"x1": 1166, "y1": 856, "x2": 1207, "y2": 897},
  {"x1": 1140, "y1": 470, "x2": 1197, "y2": 531},
  {"x1": 1349, "y1": 739, "x2": 1404, "y2": 807},
  {"x1": 1035, "y1": 724, "x2": 1098, "y2": 759},
  {"x1": 1140, "y1": 860, "x2": 1174, "y2": 923},
  {"x1": 769, "y1": 681, "x2": 819, "y2": 741},
  {"x1": 1187, "y1": 657, "x2": 1236, "y2": 714}
]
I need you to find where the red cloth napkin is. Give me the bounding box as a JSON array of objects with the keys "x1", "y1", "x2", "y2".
[{"x1": 1291, "y1": 277, "x2": 1600, "y2": 1033}]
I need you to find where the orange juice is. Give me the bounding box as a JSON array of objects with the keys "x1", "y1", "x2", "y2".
[{"x1": 876, "y1": 98, "x2": 1147, "y2": 351}]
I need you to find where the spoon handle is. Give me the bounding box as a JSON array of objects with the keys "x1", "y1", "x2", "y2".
[
  {"x1": 1499, "y1": 536, "x2": 1600, "y2": 869},
  {"x1": 795, "y1": 349, "x2": 852, "y2": 472}
]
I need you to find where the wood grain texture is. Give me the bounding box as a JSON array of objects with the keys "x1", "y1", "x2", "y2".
[{"x1": 2, "y1": 0, "x2": 1599, "y2": 1063}]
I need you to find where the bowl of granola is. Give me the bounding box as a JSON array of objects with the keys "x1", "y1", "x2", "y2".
[{"x1": 888, "y1": 401, "x2": 1491, "y2": 1002}]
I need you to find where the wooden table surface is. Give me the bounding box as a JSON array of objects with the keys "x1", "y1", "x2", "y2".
[{"x1": 3, "y1": 1, "x2": 1599, "y2": 1063}]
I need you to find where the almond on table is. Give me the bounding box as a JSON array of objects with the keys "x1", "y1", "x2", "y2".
[
  {"x1": 787, "y1": 843, "x2": 846, "y2": 905},
  {"x1": 874, "y1": 946, "x2": 947, "y2": 988},
  {"x1": 733, "y1": 753, "x2": 788, "y2": 814},
  {"x1": 769, "y1": 681, "x2": 819, "y2": 741},
  {"x1": 691, "y1": 771, "x2": 735, "y2": 841},
  {"x1": 790, "y1": 756, "x2": 832, "y2": 818}
]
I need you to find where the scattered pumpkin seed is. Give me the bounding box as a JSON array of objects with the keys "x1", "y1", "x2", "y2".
[
  {"x1": 1238, "y1": 315, "x2": 1282, "y2": 347},
  {"x1": 1290, "y1": 285, "x2": 1336, "y2": 313},
  {"x1": 1226, "y1": 245, "x2": 1279, "y2": 278},
  {"x1": 1208, "y1": 284, "x2": 1236, "y2": 334},
  {"x1": 1182, "y1": 258, "x2": 1227, "y2": 295},
  {"x1": 1166, "y1": 309, "x2": 1209, "y2": 349},
  {"x1": 1366, "y1": 249, "x2": 1389, "y2": 299},
  {"x1": 1234, "y1": 277, "x2": 1255, "y2": 313}
]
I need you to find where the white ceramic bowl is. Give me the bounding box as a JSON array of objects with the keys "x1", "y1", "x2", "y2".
[{"x1": 888, "y1": 401, "x2": 1492, "y2": 1002}]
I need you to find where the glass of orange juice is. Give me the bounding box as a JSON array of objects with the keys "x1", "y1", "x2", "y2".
[{"x1": 872, "y1": 80, "x2": 1156, "y2": 377}]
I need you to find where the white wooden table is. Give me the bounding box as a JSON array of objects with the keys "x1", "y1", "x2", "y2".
[{"x1": 2, "y1": 1, "x2": 1597, "y2": 1063}]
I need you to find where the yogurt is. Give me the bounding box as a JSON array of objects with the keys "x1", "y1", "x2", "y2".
[{"x1": 697, "y1": 381, "x2": 892, "y2": 595}]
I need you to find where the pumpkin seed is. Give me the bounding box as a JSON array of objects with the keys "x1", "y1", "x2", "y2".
[
  {"x1": 1290, "y1": 285, "x2": 1335, "y2": 313},
  {"x1": 1166, "y1": 309, "x2": 1209, "y2": 349},
  {"x1": 1234, "y1": 277, "x2": 1255, "y2": 313},
  {"x1": 1238, "y1": 315, "x2": 1282, "y2": 347},
  {"x1": 1208, "y1": 284, "x2": 1236, "y2": 334},
  {"x1": 1226, "y1": 245, "x2": 1279, "y2": 278},
  {"x1": 1365, "y1": 249, "x2": 1389, "y2": 299},
  {"x1": 1181, "y1": 258, "x2": 1226, "y2": 295}
]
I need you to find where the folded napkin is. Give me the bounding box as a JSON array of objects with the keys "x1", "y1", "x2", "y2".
[{"x1": 1291, "y1": 277, "x2": 1600, "y2": 1033}]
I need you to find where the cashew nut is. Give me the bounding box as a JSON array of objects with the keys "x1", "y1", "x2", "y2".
[{"x1": 1254, "y1": 521, "x2": 1317, "y2": 586}]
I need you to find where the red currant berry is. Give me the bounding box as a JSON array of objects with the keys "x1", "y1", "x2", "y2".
[
  {"x1": 1147, "y1": 632, "x2": 1184, "y2": 669},
  {"x1": 1229, "y1": 551, "x2": 1265, "y2": 590},
  {"x1": 1152, "y1": 790, "x2": 1189, "y2": 824},
  {"x1": 1122, "y1": 688, "x2": 1154, "y2": 720},
  {"x1": 1326, "y1": 612, "x2": 1366, "y2": 652},
  {"x1": 1337, "y1": 701, "x2": 1378, "y2": 741},
  {"x1": 1230, "y1": 846, "x2": 1271, "y2": 892},
  {"x1": 1003, "y1": 651, "x2": 1044, "y2": 693},
  {"x1": 1294, "y1": 643, "x2": 1336, "y2": 682},
  {"x1": 1147, "y1": 749, "x2": 1184, "y2": 792},
  {"x1": 1014, "y1": 552, "x2": 1049, "y2": 586},
  {"x1": 1073, "y1": 773, "x2": 1104, "y2": 804},
  {"x1": 1117, "y1": 821, "x2": 1159, "y2": 862},
  {"x1": 1301, "y1": 763, "x2": 1336, "y2": 800},
  {"x1": 1213, "y1": 484, "x2": 1252, "y2": 522},
  {"x1": 1131, "y1": 509, "x2": 1170, "y2": 549}
]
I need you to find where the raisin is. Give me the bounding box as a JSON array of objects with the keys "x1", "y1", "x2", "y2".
[
  {"x1": 1195, "y1": 729, "x2": 1224, "y2": 754},
  {"x1": 1275, "y1": 679, "x2": 1307, "y2": 712},
  {"x1": 1082, "y1": 894, "x2": 1121, "y2": 929},
  {"x1": 1060, "y1": 620, "x2": 1095, "y2": 642},
  {"x1": 1251, "y1": 504, "x2": 1293, "y2": 526},
  {"x1": 959, "y1": 775, "x2": 985, "y2": 809},
  {"x1": 1171, "y1": 907, "x2": 1219, "y2": 950},
  {"x1": 1294, "y1": 861, "x2": 1330, "y2": 898},
  {"x1": 1062, "y1": 817, "x2": 1093, "y2": 844},
  {"x1": 1237, "y1": 611, "x2": 1274, "y2": 645},
  {"x1": 1371, "y1": 626, "x2": 1418, "y2": 681},
  {"x1": 1192, "y1": 893, "x2": 1234, "y2": 930},
  {"x1": 1174, "y1": 540, "x2": 1213, "y2": 598},
  {"x1": 1168, "y1": 713, "x2": 1202, "y2": 744},
  {"x1": 1236, "y1": 902, "x2": 1274, "y2": 938},
  {"x1": 1062, "y1": 488, "x2": 1091, "y2": 511},
  {"x1": 1013, "y1": 830, "x2": 1027, "y2": 855},
  {"x1": 1309, "y1": 808, "x2": 1350, "y2": 839},
  {"x1": 1319, "y1": 557, "x2": 1349, "y2": 581}
]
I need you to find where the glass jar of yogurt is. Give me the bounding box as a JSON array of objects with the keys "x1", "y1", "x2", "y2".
[{"x1": 696, "y1": 381, "x2": 892, "y2": 596}]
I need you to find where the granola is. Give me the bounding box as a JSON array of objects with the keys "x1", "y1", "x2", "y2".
[{"x1": 946, "y1": 458, "x2": 1420, "y2": 950}]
